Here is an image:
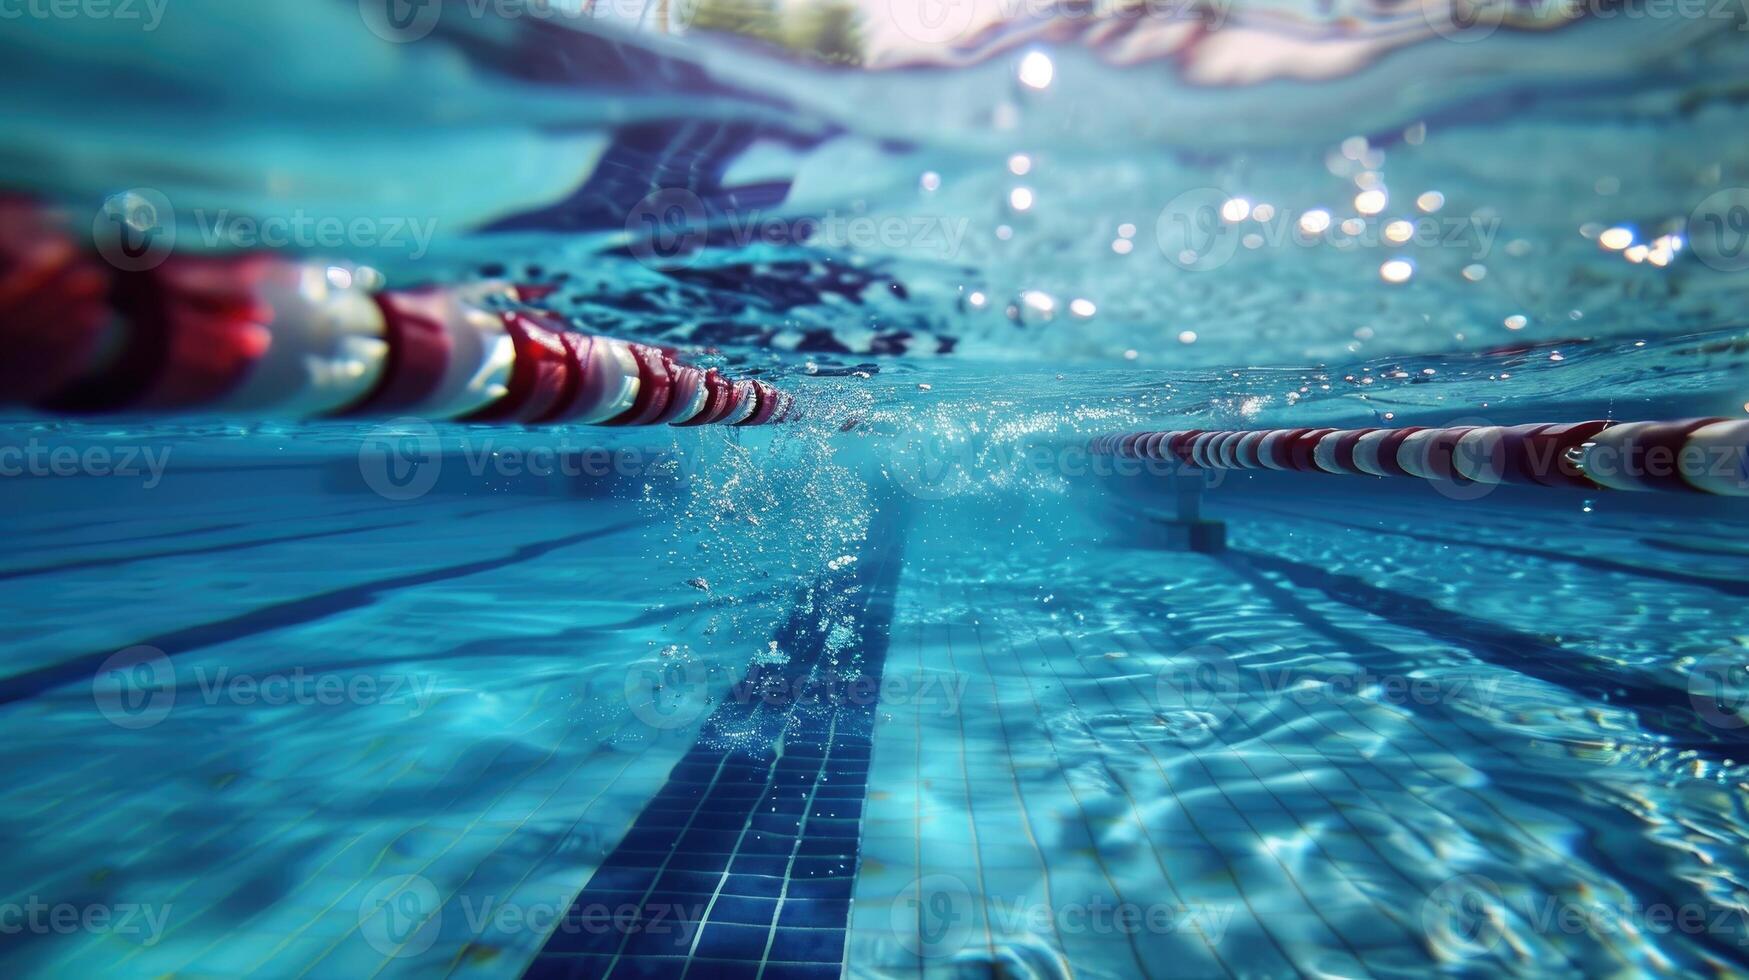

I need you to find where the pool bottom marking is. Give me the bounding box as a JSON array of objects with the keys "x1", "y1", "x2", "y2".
[{"x1": 524, "y1": 500, "x2": 908, "y2": 979}]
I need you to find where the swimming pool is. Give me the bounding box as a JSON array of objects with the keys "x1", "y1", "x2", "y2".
[{"x1": 2, "y1": 3, "x2": 1749, "y2": 978}]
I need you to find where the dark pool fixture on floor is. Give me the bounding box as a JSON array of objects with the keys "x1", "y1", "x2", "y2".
[
  {"x1": 1092, "y1": 420, "x2": 1749, "y2": 496},
  {"x1": 0, "y1": 197, "x2": 794, "y2": 426},
  {"x1": 1155, "y1": 469, "x2": 1227, "y2": 554}
]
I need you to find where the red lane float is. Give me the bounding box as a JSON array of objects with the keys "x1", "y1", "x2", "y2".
[
  {"x1": 0, "y1": 197, "x2": 110, "y2": 403},
  {"x1": 0, "y1": 201, "x2": 796, "y2": 427},
  {"x1": 1092, "y1": 421, "x2": 1749, "y2": 496}
]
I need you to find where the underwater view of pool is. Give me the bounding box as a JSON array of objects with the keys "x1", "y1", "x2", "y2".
[{"x1": 2, "y1": 2, "x2": 1749, "y2": 977}]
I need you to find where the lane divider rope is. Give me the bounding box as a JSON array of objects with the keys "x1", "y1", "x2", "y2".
[
  {"x1": 1091, "y1": 421, "x2": 1749, "y2": 496},
  {"x1": 0, "y1": 197, "x2": 793, "y2": 426}
]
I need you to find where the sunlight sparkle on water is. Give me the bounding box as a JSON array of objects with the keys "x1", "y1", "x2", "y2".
[{"x1": 1018, "y1": 51, "x2": 1054, "y2": 89}]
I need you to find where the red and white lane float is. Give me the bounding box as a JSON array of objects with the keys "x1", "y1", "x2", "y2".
[
  {"x1": 0, "y1": 199, "x2": 795, "y2": 427},
  {"x1": 1092, "y1": 421, "x2": 1749, "y2": 496}
]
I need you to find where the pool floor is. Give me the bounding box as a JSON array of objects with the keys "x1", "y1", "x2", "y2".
[{"x1": 3, "y1": 476, "x2": 1749, "y2": 978}]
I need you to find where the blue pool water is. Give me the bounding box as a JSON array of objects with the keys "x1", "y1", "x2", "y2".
[{"x1": 4, "y1": 3, "x2": 1749, "y2": 978}]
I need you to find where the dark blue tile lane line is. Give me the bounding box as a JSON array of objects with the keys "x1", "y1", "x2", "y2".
[
  {"x1": 1222, "y1": 501, "x2": 1749, "y2": 598},
  {"x1": 524, "y1": 503, "x2": 908, "y2": 980},
  {"x1": 0, "y1": 521, "x2": 645, "y2": 709},
  {"x1": 1222, "y1": 550, "x2": 1749, "y2": 761}
]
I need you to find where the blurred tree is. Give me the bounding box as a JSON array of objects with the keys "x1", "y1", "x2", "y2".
[{"x1": 684, "y1": 0, "x2": 863, "y2": 65}]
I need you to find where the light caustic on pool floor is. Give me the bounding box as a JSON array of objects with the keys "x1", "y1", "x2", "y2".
[
  {"x1": 5, "y1": 486, "x2": 1749, "y2": 978},
  {"x1": 849, "y1": 513, "x2": 1749, "y2": 977}
]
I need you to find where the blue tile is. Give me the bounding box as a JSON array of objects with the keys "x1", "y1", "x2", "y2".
[
  {"x1": 685, "y1": 960, "x2": 762, "y2": 980},
  {"x1": 792, "y1": 856, "x2": 854, "y2": 879},
  {"x1": 797, "y1": 837, "x2": 854, "y2": 858},
  {"x1": 676, "y1": 829, "x2": 742, "y2": 853},
  {"x1": 694, "y1": 923, "x2": 772, "y2": 960},
  {"x1": 728, "y1": 854, "x2": 791, "y2": 877},
  {"x1": 711, "y1": 895, "x2": 779, "y2": 927},
  {"x1": 760, "y1": 963, "x2": 843, "y2": 980},
  {"x1": 689, "y1": 807, "x2": 753, "y2": 831},
  {"x1": 812, "y1": 784, "x2": 865, "y2": 800},
  {"x1": 643, "y1": 897, "x2": 708, "y2": 923},
  {"x1": 620, "y1": 922, "x2": 696, "y2": 957},
  {"x1": 759, "y1": 794, "x2": 809, "y2": 814},
  {"x1": 750, "y1": 813, "x2": 803, "y2": 835},
  {"x1": 741, "y1": 832, "x2": 796, "y2": 856},
  {"x1": 777, "y1": 897, "x2": 851, "y2": 930},
  {"x1": 652, "y1": 870, "x2": 722, "y2": 896},
  {"x1": 608, "y1": 956, "x2": 690, "y2": 979},
  {"x1": 667, "y1": 851, "x2": 731, "y2": 874},
  {"x1": 802, "y1": 818, "x2": 858, "y2": 840},
  {"x1": 766, "y1": 927, "x2": 846, "y2": 964},
  {"x1": 619, "y1": 827, "x2": 682, "y2": 851},
  {"x1": 643, "y1": 891, "x2": 710, "y2": 918},
  {"x1": 706, "y1": 783, "x2": 766, "y2": 801},
  {"x1": 719, "y1": 874, "x2": 785, "y2": 898},
  {"x1": 807, "y1": 800, "x2": 860, "y2": 820},
  {"x1": 786, "y1": 877, "x2": 853, "y2": 900}
]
